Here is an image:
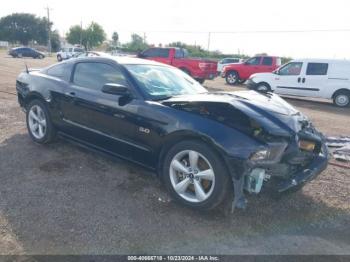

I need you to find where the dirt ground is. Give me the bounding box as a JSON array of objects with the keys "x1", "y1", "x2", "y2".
[{"x1": 0, "y1": 51, "x2": 349, "y2": 255}]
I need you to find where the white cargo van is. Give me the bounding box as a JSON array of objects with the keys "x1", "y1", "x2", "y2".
[{"x1": 246, "y1": 59, "x2": 350, "y2": 107}]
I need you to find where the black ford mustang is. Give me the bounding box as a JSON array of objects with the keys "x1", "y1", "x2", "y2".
[{"x1": 16, "y1": 56, "x2": 329, "y2": 210}]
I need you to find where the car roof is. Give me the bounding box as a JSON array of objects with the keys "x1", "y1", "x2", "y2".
[
  {"x1": 291, "y1": 58, "x2": 350, "y2": 64},
  {"x1": 70, "y1": 55, "x2": 170, "y2": 67}
]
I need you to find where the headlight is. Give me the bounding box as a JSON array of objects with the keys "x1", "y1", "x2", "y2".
[
  {"x1": 250, "y1": 142, "x2": 288, "y2": 163},
  {"x1": 250, "y1": 148, "x2": 270, "y2": 161},
  {"x1": 299, "y1": 140, "x2": 316, "y2": 152}
]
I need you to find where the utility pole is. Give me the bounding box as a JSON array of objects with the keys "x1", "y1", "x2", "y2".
[
  {"x1": 143, "y1": 32, "x2": 147, "y2": 44},
  {"x1": 207, "y1": 32, "x2": 211, "y2": 51},
  {"x1": 80, "y1": 20, "x2": 83, "y2": 46},
  {"x1": 44, "y1": 6, "x2": 52, "y2": 54}
]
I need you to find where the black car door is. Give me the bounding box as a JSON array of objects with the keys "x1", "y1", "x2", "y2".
[
  {"x1": 59, "y1": 61, "x2": 147, "y2": 160},
  {"x1": 22, "y1": 48, "x2": 30, "y2": 57}
]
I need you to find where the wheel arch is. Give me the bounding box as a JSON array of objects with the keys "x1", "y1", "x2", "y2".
[
  {"x1": 256, "y1": 81, "x2": 272, "y2": 90},
  {"x1": 332, "y1": 88, "x2": 350, "y2": 99},
  {"x1": 156, "y1": 130, "x2": 228, "y2": 176},
  {"x1": 23, "y1": 91, "x2": 47, "y2": 108},
  {"x1": 226, "y1": 69, "x2": 239, "y2": 78}
]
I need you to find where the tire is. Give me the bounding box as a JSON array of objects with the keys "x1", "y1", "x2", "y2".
[
  {"x1": 196, "y1": 78, "x2": 205, "y2": 84},
  {"x1": 26, "y1": 99, "x2": 56, "y2": 144},
  {"x1": 225, "y1": 71, "x2": 239, "y2": 85},
  {"x1": 162, "y1": 140, "x2": 230, "y2": 210},
  {"x1": 333, "y1": 91, "x2": 350, "y2": 107},
  {"x1": 255, "y1": 82, "x2": 271, "y2": 92},
  {"x1": 38, "y1": 54, "x2": 44, "y2": 59},
  {"x1": 57, "y1": 55, "x2": 62, "y2": 62}
]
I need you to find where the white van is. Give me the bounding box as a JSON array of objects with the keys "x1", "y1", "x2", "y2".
[{"x1": 246, "y1": 59, "x2": 350, "y2": 107}]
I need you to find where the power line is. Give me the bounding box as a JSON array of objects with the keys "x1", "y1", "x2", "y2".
[{"x1": 116, "y1": 28, "x2": 350, "y2": 34}]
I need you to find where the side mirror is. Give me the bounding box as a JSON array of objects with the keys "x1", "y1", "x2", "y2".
[{"x1": 102, "y1": 83, "x2": 130, "y2": 96}]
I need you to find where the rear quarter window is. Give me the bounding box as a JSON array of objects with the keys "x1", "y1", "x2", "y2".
[
  {"x1": 306, "y1": 63, "x2": 328, "y2": 75},
  {"x1": 46, "y1": 63, "x2": 71, "y2": 82}
]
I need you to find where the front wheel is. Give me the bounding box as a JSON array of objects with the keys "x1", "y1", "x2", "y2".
[
  {"x1": 57, "y1": 55, "x2": 62, "y2": 62},
  {"x1": 225, "y1": 71, "x2": 239, "y2": 85},
  {"x1": 26, "y1": 99, "x2": 56, "y2": 144},
  {"x1": 333, "y1": 91, "x2": 350, "y2": 107},
  {"x1": 162, "y1": 140, "x2": 230, "y2": 210},
  {"x1": 255, "y1": 82, "x2": 271, "y2": 92}
]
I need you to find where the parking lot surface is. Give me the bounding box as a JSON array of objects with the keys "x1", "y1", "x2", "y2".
[{"x1": 0, "y1": 52, "x2": 349, "y2": 254}]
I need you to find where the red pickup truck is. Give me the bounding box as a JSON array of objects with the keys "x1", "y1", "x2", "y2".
[
  {"x1": 138, "y1": 47, "x2": 217, "y2": 84},
  {"x1": 222, "y1": 56, "x2": 281, "y2": 85}
]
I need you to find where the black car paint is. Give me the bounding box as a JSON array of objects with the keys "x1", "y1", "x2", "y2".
[
  {"x1": 9, "y1": 47, "x2": 45, "y2": 58},
  {"x1": 16, "y1": 57, "x2": 329, "y2": 209}
]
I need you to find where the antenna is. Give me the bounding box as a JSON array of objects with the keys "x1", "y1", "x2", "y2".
[{"x1": 25, "y1": 63, "x2": 29, "y2": 73}]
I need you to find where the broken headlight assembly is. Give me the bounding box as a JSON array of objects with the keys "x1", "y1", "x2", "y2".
[
  {"x1": 298, "y1": 139, "x2": 316, "y2": 152},
  {"x1": 250, "y1": 148, "x2": 269, "y2": 161},
  {"x1": 250, "y1": 142, "x2": 288, "y2": 164}
]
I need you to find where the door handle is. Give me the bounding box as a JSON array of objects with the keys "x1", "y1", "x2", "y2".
[
  {"x1": 302, "y1": 78, "x2": 306, "y2": 83},
  {"x1": 297, "y1": 77, "x2": 301, "y2": 83}
]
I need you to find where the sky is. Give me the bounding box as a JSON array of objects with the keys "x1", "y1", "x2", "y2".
[{"x1": 1, "y1": 0, "x2": 350, "y2": 59}]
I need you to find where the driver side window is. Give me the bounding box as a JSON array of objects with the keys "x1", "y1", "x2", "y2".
[
  {"x1": 73, "y1": 62, "x2": 127, "y2": 91},
  {"x1": 279, "y1": 62, "x2": 303, "y2": 76},
  {"x1": 245, "y1": 57, "x2": 261, "y2": 65}
]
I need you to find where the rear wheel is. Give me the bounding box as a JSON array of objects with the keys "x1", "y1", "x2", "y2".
[
  {"x1": 225, "y1": 71, "x2": 239, "y2": 85},
  {"x1": 38, "y1": 54, "x2": 44, "y2": 59},
  {"x1": 333, "y1": 91, "x2": 350, "y2": 107},
  {"x1": 26, "y1": 99, "x2": 56, "y2": 144},
  {"x1": 57, "y1": 55, "x2": 62, "y2": 62},
  {"x1": 196, "y1": 78, "x2": 205, "y2": 84},
  {"x1": 162, "y1": 140, "x2": 230, "y2": 210}
]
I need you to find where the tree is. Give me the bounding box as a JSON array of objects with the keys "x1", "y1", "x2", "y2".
[
  {"x1": 0, "y1": 13, "x2": 50, "y2": 45},
  {"x1": 66, "y1": 25, "x2": 83, "y2": 46},
  {"x1": 112, "y1": 32, "x2": 119, "y2": 44},
  {"x1": 85, "y1": 22, "x2": 105, "y2": 50},
  {"x1": 50, "y1": 30, "x2": 61, "y2": 52},
  {"x1": 66, "y1": 22, "x2": 106, "y2": 50},
  {"x1": 122, "y1": 33, "x2": 148, "y2": 52}
]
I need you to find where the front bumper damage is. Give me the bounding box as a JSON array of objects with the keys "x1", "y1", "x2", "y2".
[{"x1": 226, "y1": 133, "x2": 329, "y2": 211}]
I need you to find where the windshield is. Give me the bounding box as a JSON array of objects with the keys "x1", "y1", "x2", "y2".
[{"x1": 125, "y1": 64, "x2": 207, "y2": 100}]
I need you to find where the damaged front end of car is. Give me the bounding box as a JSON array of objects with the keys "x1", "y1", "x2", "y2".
[
  {"x1": 221, "y1": 92, "x2": 329, "y2": 210},
  {"x1": 162, "y1": 91, "x2": 329, "y2": 210}
]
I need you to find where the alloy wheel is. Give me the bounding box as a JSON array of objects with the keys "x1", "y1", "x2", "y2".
[
  {"x1": 227, "y1": 73, "x2": 237, "y2": 84},
  {"x1": 169, "y1": 150, "x2": 215, "y2": 203},
  {"x1": 28, "y1": 105, "x2": 47, "y2": 139}
]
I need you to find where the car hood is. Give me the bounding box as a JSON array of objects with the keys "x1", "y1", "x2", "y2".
[
  {"x1": 161, "y1": 90, "x2": 308, "y2": 137},
  {"x1": 250, "y1": 72, "x2": 275, "y2": 79}
]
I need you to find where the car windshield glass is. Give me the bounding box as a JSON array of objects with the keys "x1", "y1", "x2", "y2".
[{"x1": 125, "y1": 64, "x2": 207, "y2": 100}]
